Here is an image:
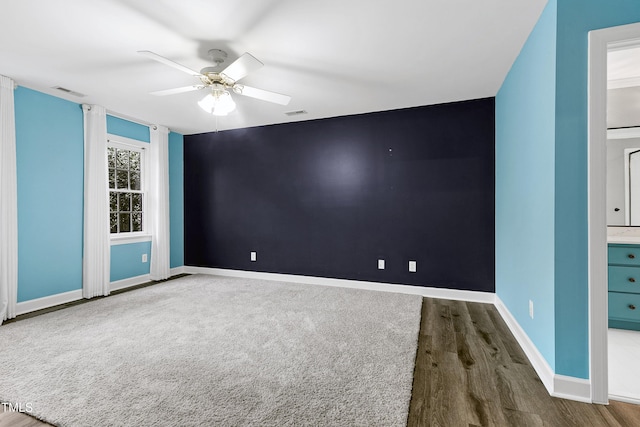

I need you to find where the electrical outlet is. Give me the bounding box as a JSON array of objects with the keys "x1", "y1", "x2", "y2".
[
  {"x1": 250, "y1": 251, "x2": 257, "y2": 262},
  {"x1": 409, "y1": 260, "x2": 417, "y2": 273},
  {"x1": 529, "y1": 300, "x2": 534, "y2": 319},
  {"x1": 378, "y1": 259, "x2": 385, "y2": 270},
  {"x1": 142, "y1": 253, "x2": 148, "y2": 263}
]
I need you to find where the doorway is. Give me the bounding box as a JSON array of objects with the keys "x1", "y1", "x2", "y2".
[{"x1": 588, "y1": 22, "x2": 640, "y2": 404}]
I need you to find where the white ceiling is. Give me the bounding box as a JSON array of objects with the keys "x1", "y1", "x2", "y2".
[{"x1": 0, "y1": 0, "x2": 548, "y2": 135}]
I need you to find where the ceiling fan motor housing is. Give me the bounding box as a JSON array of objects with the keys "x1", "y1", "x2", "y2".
[{"x1": 207, "y1": 48, "x2": 227, "y2": 66}]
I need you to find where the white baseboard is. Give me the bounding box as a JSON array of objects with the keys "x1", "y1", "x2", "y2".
[
  {"x1": 609, "y1": 394, "x2": 640, "y2": 405},
  {"x1": 15, "y1": 270, "x2": 187, "y2": 316},
  {"x1": 110, "y1": 274, "x2": 151, "y2": 292},
  {"x1": 170, "y1": 266, "x2": 186, "y2": 276},
  {"x1": 494, "y1": 296, "x2": 555, "y2": 392},
  {"x1": 495, "y1": 296, "x2": 592, "y2": 403},
  {"x1": 184, "y1": 266, "x2": 496, "y2": 304},
  {"x1": 15, "y1": 289, "x2": 83, "y2": 316},
  {"x1": 12, "y1": 265, "x2": 593, "y2": 404},
  {"x1": 553, "y1": 375, "x2": 592, "y2": 403}
]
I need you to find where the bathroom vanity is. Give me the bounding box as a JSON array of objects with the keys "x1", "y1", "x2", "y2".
[{"x1": 608, "y1": 228, "x2": 640, "y2": 330}]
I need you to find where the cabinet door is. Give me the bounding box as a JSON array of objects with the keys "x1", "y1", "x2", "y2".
[
  {"x1": 609, "y1": 266, "x2": 640, "y2": 293},
  {"x1": 609, "y1": 292, "x2": 640, "y2": 322},
  {"x1": 608, "y1": 245, "x2": 640, "y2": 266}
]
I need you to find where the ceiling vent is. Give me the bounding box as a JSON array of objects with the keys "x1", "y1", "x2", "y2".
[
  {"x1": 53, "y1": 86, "x2": 87, "y2": 97},
  {"x1": 285, "y1": 110, "x2": 307, "y2": 116}
]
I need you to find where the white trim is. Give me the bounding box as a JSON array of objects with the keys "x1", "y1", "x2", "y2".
[
  {"x1": 608, "y1": 76, "x2": 640, "y2": 90},
  {"x1": 13, "y1": 271, "x2": 186, "y2": 317},
  {"x1": 553, "y1": 375, "x2": 592, "y2": 403},
  {"x1": 15, "y1": 289, "x2": 83, "y2": 316},
  {"x1": 589, "y1": 22, "x2": 640, "y2": 405},
  {"x1": 109, "y1": 274, "x2": 151, "y2": 292},
  {"x1": 607, "y1": 127, "x2": 640, "y2": 140},
  {"x1": 108, "y1": 134, "x2": 149, "y2": 237},
  {"x1": 609, "y1": 394, "x2": 640, "y2": 405},
  {"x1": 170, "y1": 266, "x2": 186, "y2": 276},
  {"x1": 589, "y1": 27, "x2": 610, "y2": 404},
  {"x1": 494, "y1": 296, "x2": 593, "y2": 402},
  {"x1": 107, "y1": 133, "x2": 148, "y2": 148},
  {"x1": 110, "y1": 234, "x2": 152, "y2": 245},
  {"x1": 494, "y1": 296, "x2": 554, "y2": 392},
  {"x1": 183, "y1": 266, "x2": 496, "y2": 304},
  {"x1": 10, "y1": 265, "x2": 594, "y2": 402},
  {"x1": 191, "y1": 268, "x2": 596, "y2": 401},
  {"x1": 13, "y1": 274, "x2": 154, "y2": 315}
]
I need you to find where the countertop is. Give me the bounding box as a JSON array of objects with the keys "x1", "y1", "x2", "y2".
[{"x1": 608, "y1": 227, "x2": 640, "y2": 244}]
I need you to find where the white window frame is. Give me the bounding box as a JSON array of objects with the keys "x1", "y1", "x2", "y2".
[{"x1": 107, "y1": 134, "x2": 151, "y2": 245}]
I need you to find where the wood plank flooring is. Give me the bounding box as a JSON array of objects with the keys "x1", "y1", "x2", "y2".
[
  {"x1": 407, "y1": 297, "x2": 640, "y2": 426},
  {"x1": 2, "y1": 295, "x2": 640, "y2": 426}
]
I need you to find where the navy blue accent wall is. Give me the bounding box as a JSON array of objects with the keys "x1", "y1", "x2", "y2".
[{"x1": 184, "y1": 98, "x2": 495, "y2": 292}]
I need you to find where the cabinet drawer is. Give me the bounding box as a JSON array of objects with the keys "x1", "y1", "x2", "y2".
[
  {"x1": 609, "y1": 266, "x2": 640, "y2": 294},
  {"x1": 608, "y1": 245, "x2": 640, "y2": 266},
  {"x1": 609, "y1": 292, "x2": 640, "y2": 322}
]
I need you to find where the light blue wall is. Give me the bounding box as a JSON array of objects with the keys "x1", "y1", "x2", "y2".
[
  {"x1": 110, "y1": 241, "x2": 152, "y2": 282},
  {"x1": 106, "y1": 121, "x2": 186, "y2": 279},
  {"x1": 553, "y1": 0, "x2": 640, "y2": 378},
  {"x1": 107, "y1": 115, "x2": 150, "y2": 142},
  {"x1": 15, "y1": 87, "x2": 84, "y2": 301},
  {"x1": 106, "y1": 115, "x2": 151, "y2": 282},
  {"x1": 14, "y1": 88, "x2": 183, "y2": 302},
  {"x1": 495, "y1": 0, "x2": 557, "y2": 371},
  {"x1": 498, "y1": 0, "x2": 640, "y2": 380},
  {"x1": 169, "y1": 131, "x2": 184, "y2": 268}
]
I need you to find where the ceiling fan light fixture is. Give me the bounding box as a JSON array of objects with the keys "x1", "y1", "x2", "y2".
[{"x1": 198, "y1": 86, "x2": 236, "y2": 116}]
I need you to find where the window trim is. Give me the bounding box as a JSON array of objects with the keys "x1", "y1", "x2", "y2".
[{"x1": 107, "y1": 134, "x2": 150, "y2": 243}]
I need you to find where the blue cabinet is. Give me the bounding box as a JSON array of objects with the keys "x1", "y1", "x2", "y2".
[{"x1": 609, "y1": 244, "x2": 640, "y2": 331}]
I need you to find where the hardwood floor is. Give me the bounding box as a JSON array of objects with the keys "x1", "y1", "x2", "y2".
[
  {"x1": 3, "y1": 295, "x2": 640, "y2": 426},
  {"x1": 407, "y1": 297, "x2": 640, "y2": 426}
]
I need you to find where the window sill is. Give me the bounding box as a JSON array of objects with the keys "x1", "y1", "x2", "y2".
[{"x1": 110, "y1": 234, "x2": 152, "y2": 245}]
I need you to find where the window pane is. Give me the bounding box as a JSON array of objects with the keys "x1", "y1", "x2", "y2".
[
  {"x1": 116, "y1": 170, "x2": 129, "y2": 189},
  {"x1": 130, "y1": 172, "x2": 140, "y2": 191},
  {"x1": 119, "y1": 213, "x2": 131, "y2": 232},
  {"x1": 130, "y1": 151, "x2": 140, "y2": 172},
  {"x1": 116, "y1": 149, "x2": 129, "y2": 169},
  {"x1": 131, "y1": 193, "x2": 142, "y2": 212},
  {"x1": 106, "y1": 145, "x2": 144, "y2": 234},
  {"x1": 110, "y1": 213, "x2": 118, "y2": 233},
  {"x1": 118, "y1": 193, "x2": 131, "y2": 212},
  {"x1": 108, "y1": 147, "x2": 116, "y2": 168},
  {"x1": 109, "y1": 168, "x2": 115, "y2": 189},
  {"x1": 132, "y1": 213, "x2": 143, "y2": 232},
  {"x1": 110, "y1": 192, "x2": 117, "y2": 212}
]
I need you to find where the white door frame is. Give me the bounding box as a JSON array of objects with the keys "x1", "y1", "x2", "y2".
[{"x1": 588, "y1": 22, "x2": 640, "y2": 404}]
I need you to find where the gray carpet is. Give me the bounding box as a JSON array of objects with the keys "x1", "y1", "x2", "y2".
[{"x1": 0, "y1": 274, "x2": 422, "y2": 426}]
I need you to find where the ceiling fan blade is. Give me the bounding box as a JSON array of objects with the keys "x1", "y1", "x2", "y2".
[
  {"x1": 220, "y1": 53, "x2": 263, "y2": 82},
  {"x1": 138, "y1": 50, "x2": 202, "y2": 77},
  {"x1": 150, "y1": 85, "x2": 204, "y2": 96},
  {"x1": 234, "y1": 84, "x2": 291, "y2": 105}
]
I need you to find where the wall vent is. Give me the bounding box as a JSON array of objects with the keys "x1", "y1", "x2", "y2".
[
  {"x1": 53, "y1": 86, "x2": 87, "y2": 97},
  {"x1": 285, "y1": 110, "x2": 308, "y2": 116}
]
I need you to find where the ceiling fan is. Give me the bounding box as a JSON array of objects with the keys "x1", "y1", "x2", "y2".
[{"x1": 139, "y1": 49, "x2": 291, "y2": 116}]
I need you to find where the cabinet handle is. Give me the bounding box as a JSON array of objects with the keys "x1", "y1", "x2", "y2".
[
  {"x1": 630, "y1": 277, "x2": 637, "y2": 283},
  {"x1": 630, "y1": 304, "x2": 637, "y2": 310},
  {"x1": 629, "y1": 254, "x2": 636, "y2": 259}
]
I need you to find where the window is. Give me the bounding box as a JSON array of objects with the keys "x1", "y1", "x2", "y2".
[{"x1": 108, "y1": 141, "x2": 145, "y2": 234}]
